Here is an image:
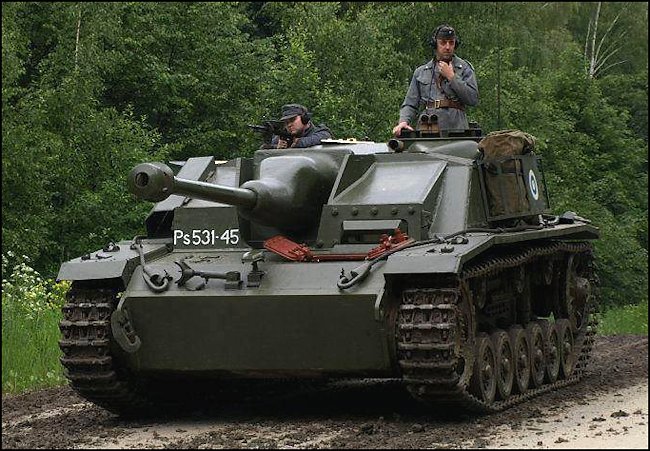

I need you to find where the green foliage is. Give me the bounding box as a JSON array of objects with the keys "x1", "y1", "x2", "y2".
[
  {"x1": 2, "y1": 253, "x2": 70, "y2": 393},
  {"x1": 95, "y1": 2, "x2": 274, "y2": 160},
  {"x1": 2, "y1": 3, "x2": 29, "y2": 99},
  {"x1": 2, "y1": 2, "x2": 647, "y2": 311},
  {"x1": 597, "y1": 73, "x2": 648, "y2": 141},
  {"x1": 597, "y1": 300, "x2": 648, "y2": 336},
  {"x1": 2, "y1": 2, "x2": 170, "y2": 274}
]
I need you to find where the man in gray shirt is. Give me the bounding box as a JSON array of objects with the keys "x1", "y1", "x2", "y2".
[{"x1": 392, "y1": 25, "x2": 479, "y2": 136}]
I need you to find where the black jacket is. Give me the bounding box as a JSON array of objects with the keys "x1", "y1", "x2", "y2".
[{"x1": 271, "y1": 123, "x2": 332, "y2": 148}]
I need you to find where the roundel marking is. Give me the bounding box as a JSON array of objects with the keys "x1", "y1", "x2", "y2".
[{"x1": 528, "y1": 169, "x2": 539, "y2": 201}]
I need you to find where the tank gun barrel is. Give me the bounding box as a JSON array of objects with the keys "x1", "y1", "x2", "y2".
[
  {"x1": 129, "y1": 153, "x2": 341, "y2": 232},
  {"x1": 128, "y1": 162, "x2": 257, "y2": 208}
]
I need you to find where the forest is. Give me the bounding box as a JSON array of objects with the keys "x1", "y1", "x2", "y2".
[{"x1": 2, "y1": 2, "x2": 648, "y2": 308}]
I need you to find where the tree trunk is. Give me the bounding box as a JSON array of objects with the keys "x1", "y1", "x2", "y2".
[
  {"x1": 588, "y1": 2, "x2": 601, "y2": 78},
  {"x1": 74, "y1": 5, "x2": 82, "y2": 71}
]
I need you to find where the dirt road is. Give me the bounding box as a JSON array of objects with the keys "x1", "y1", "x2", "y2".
[{"x1": 2, "y1": 335, "x2": 647, "y2": 449}]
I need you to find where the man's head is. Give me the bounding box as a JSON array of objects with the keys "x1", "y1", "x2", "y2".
[
  {"x1": 280, "y1": 104, "x2": 311, "y2": 136},
  {"x1": 431, "y1": 24, "x2": 459, "y2": 62}
]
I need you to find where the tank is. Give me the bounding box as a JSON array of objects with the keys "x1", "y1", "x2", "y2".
[{"x1": 57, "y1": 128, "x2": 600, "y2": 414}]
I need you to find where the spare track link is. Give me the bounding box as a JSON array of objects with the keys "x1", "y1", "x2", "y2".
[
  {"x1": 397, "y1": 241, "x2": 598, "y2": 413},
  {"x1": 58, "y1": 287, "x2": 149, "y2": 414}
]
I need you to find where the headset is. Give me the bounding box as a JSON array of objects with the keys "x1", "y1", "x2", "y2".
[
  {"x1": 298, "y1": 106, "x2": 312, "y2": 125},
  {"x1": 429, "y1": 24, "x2": 461, "y2": 49},
  {"x1": 282, "y1": 104, "x2": 312, "y2": 125}
]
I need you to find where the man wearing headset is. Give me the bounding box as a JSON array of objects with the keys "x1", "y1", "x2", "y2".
[
  {"x1": 272, "y1": 104, "x2": 332, "y2": 149},
  {"x1": 392, "y1": 25, "x2": 479, "y2": 136}
]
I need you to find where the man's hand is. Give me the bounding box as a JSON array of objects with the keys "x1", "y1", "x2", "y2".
[
  {"x1": 276, "y1": 139, "x2": 289, "y2": 149},
  {"x1": 438, "y1": 61, "x2": 455, "y2": 80},
  {"x1": 392, "y1": 121, "x2": 414, "y2": 137}
]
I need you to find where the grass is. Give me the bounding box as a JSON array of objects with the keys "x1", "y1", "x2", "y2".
[
  {"x1": 597, "y1": 299, "x2": 649, "y2": 336},
  {"x1": 2, "y1": 255, "x2": 68, "y2": 395},
  {"x1": 2, "y1": 303, "x2": 66, "y2": 394}
]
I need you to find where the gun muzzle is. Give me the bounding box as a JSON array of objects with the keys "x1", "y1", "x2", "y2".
[{"x1": 388, "y1": 139, "x2": 405, "y2": 152}]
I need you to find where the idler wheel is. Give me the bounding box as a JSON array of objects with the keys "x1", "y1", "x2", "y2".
[
  {"x1": 490, "y1": 329, "x2": 514, "y2": 400},
  {"x1": 537, "y1": 319, "x2": 560, "y2": 383},
  {"x1": 470, "y1": 333, "x2": 497, "y2": 404},
  {"x1": 526, "y1": 322, "x2": 546, "y2": 388},
  {"x1": 556, "y1": 319, "x2": 575, "y2": 378},
  {"x1": 508, "y1": 326, "x2": 530, "y2": 394}
]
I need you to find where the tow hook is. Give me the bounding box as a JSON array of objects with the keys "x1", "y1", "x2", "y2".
[
  {"x1": 132, "y1": 238, "x2": 172, "y2": 293},
  {"x1": 110, "y1": 296, "x2": 142, "y2": 353}
]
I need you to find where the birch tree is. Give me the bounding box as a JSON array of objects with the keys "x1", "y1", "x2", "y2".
[{"x1": 585, "y1": 1, "x2": 628, "y2": 78}]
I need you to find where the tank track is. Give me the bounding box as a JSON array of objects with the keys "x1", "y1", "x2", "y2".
[
  {"x1": 58, "y1": 287, "x2": 151, "y2": 415},
  {"x1": 396, "y1": 241, "x2": 598, "y2": 413}
]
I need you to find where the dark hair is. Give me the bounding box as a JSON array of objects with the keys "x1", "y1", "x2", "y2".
[{"x1": 430, "y1": 24, "x2": 461, "y2": 49}]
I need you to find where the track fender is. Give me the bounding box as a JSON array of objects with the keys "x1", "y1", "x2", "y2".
[
  {"x1": 383, "y1": 233, "x2": 493, "y2": 274},
  {"x1": 56, "y1": 240, "x2": 171, "y2": 286}
]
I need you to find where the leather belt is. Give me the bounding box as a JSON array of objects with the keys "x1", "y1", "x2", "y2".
[{"x1": 425, "y1": 99, "x2": 465, "y2": 111}]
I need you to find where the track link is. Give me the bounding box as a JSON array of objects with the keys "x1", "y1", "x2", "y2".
[
  {"x1": 58, "y1": 287, "x2": 150, "y2": 414},
  {"x1": 397, "y1": 241, "x2": 598, "y2": 413}
]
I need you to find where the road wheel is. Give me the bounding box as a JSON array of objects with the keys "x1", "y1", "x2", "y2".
[
  {"x1": 490, "y1": 329, "x2": 514, "y2": 400},
  {"x1": 509, "y1": 326, "x2": 530, "y2": 394},
  {"x1": 470, "y1": 333, "x2": 497, "y2": 404},
  {"x1": 526, "y1": 322, "x2": 546, "y2": 388},
  {"x1": 538, "y1": 319, "x2": 560, "y2": 383},
  {"x1": 556, "y1": 318, "x2": 575, "y2": 378}
]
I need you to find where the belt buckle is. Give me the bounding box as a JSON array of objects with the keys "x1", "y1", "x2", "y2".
[{"x1": 434, "y1": 99, "x2": 441, "y2": 109}]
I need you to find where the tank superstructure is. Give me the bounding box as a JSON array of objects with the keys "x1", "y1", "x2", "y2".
[{"x1": 58, "y1": 130, "x2": 599, "y2": 414}]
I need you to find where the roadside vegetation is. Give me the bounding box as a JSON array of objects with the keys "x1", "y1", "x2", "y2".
[
  {"x1": 2, "y1": 254, "x2": 68, "y2": 394},
  {"x1": 597, "y1": 300, "x2": 649, "y2": 336}
]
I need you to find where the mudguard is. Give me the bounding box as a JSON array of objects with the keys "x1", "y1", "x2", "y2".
[{"x1": 57, "y1": 239, "x2": 171, "y2": 286}]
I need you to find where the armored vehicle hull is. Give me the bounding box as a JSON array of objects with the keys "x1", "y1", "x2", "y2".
[{"x1": 58, "y1": 132, "x2": 599, "y2": 414}]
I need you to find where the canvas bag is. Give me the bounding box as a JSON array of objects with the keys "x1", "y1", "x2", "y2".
[
  {"x1": 478, "y1": 129, "x2": 536, "y2": 160},
  {"x1": 478, "y1": 130, "x2": 537, "y2": 217}
]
